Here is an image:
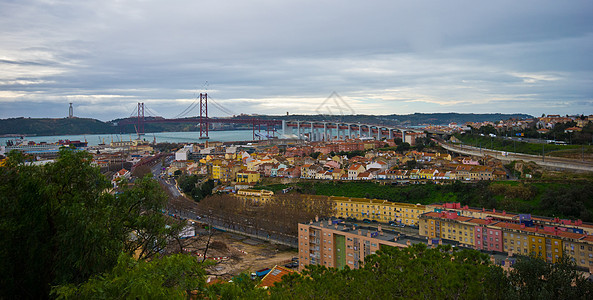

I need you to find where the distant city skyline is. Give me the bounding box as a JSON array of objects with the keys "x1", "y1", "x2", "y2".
[{"x1": 1, "y1": 1, "x2": 592, "y2": 121}]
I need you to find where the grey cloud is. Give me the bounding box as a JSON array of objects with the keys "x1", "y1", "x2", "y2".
[{"x1": 0, "y1": 0, "x2": 592, "y2": 121}]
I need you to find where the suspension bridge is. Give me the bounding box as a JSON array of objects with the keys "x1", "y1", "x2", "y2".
[
  {"x1": 117, "y1": 93, "x2": 282, "y2": 141},
  {"x1": 117, "y1": 93, "x2": 414, "y2": 142}
]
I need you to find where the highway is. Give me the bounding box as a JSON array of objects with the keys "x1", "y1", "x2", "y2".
[{"x1": 438, "y1": 140, "x2": 593, "y2": 172}]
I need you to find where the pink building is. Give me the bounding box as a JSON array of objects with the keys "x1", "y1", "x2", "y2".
[{"x1": 473, "y1": 219, "x2": 503, "y2": 252}]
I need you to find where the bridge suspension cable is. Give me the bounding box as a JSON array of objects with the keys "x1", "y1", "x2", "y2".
[
  {"x1": 207, "y1": 95, "x2": 236, "y2": 116},
  {"x1": 144, "y1": 106, "x2": 160, "y2": 117},
  {"x1": 129, "y1": 105, "x2": 138, "y2": 117},
  {"x1": 173, "y1": 96, "x2": 200, "y2": 119}
]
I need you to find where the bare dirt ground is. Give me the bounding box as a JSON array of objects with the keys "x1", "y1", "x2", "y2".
[{"x1": 181, "y1": 230, "x2": 297, "y2": 281}]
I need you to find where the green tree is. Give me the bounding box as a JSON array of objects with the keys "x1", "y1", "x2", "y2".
[
  {"x1": 203, "y1": 273, "x2": 268, "y2": 299},
  {"x1": 396, "y1": 142, "x2": 411, "y2": 153},
  {"x1": 0, "y1": 150, "x2": 121, "y2": 298},
  {"x1": 271, "y1": 244, "x2": 504, "y2": 299},
  {"x1": 506, "y1": 254, "x2": 593, "y2": 299},
  {"x1": 0, "y1": 150, "x2": 184, "y2": 298},
  {"x1": 116, "y1": 176, "x2": 185, "y2": 260},
  {"x1": 53, "y1": 253, "x2": 207, "y2": 299}
]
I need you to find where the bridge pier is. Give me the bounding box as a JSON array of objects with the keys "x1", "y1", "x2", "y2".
[
  {"x1": 348, "y1": 124, "x2": 352, "y2": 140},
  {"x1": 282, "y1": 120, "x2": 286, "y2": 138}
]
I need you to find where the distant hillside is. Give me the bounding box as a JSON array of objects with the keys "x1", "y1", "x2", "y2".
[
  {"x1": 384, "y1": 113, "x2": 533, "y2": 125},
  {"x1": 1, "y1": 113, "x2": 533, "y2": 136},
  {"x1": 0, "y1": 117, "x2": 117, "y2": 135},
  {"x1": 254, "y1": 112, "x2": 533, "y2": 126}
]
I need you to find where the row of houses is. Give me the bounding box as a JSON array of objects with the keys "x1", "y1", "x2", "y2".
[
  {"x1": 419, "y1": 210, "x2": 593, "y2": 270},
  {"x1": 169, "y1": 137, "x2": 507, "y2": 185},
  {"x1": 297, "y1": 202, "x2": 593, "y2": 272}
]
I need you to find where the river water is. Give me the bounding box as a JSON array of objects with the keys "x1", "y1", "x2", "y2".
[{"x1": 0, "y1": 130, "x2": 258, "y2": 146}]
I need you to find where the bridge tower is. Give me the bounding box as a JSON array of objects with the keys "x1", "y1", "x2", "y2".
[
  {"x1": 137, "y1": 102, "x2": 145, "y2": 136},
  {"x1": 199, "y1": 93, "x2": 209, "y2": 139}
]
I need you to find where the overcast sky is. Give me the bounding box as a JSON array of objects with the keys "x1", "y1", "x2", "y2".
[{"x1": 1, "y1": 0, "x2": 592, "y2": 121}]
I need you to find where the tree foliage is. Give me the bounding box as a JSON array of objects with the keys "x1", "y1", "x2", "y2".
[
  {"x1": 53, "y1": 253, "x2": 207, "y2": 299},
  {"x1": 198, "y1": 193, "x2": 335, "y2": 237},
  {"x1": 505, "y1": 253, "x2": 593, "y2": 299},
  {"x1": 270, "y1": 244, "x2": 504, "y2": 299},
  {"x1": 0, "y1": 150, "x2": 186, "y2": 298},
  {"x1": 178, "y1": 174, "x2": 214, "y2": 202}
]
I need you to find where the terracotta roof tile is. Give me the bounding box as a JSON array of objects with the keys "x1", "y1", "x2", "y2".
[{"x1": 258, "y1": 266, "x2": 294, "y2": 288}]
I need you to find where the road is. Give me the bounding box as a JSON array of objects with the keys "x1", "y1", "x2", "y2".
[
  {"x1": 150, "y1": 156, "x2": 182, "y2": 198},
  {"x1": 149, "y1": 154, "x2": 298, "y2": 247},
  {"x1": 438, "y1": 140, "x2": 593, "y2": 172}
]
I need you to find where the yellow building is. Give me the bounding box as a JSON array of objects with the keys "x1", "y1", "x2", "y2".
[
  {"x1": 235, "y1": 189, "x2": 273, "y2": 204},
  {"x1": 497, "y1": 222, "x2": 534, "y2": 256},
  {"x1": 419, "y1": 212, "x2": 476, "y2": 247},
  {"x1": 418, "y1": 169, "x2": 438, "y2": 180},
  {"x1": 211, "y1": 164, "x2": 222, "y2": 180},
  {"x1": 235, "y1": 170, "x2": 260, "y2": 184},
  {"x1": 210, "y1": 160, "x2": 242, "y2": 183},
  {"x1": 564, "y1": 235, "x2": 593, "y2": 270},
  {"x1": 524, "y1": 233, "x2": 563, "y2": 263},
  {"x1": 331, "y1": 196, "x2": 426, "y2": 226}
]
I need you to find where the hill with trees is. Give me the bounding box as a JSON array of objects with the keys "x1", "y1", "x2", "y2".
[
  {"x1": 257, "y1": 112, "x2": 533, "y2": 126},
  {"x1": 0, "y1": 117, "x2": 117, "y2": 135},
  {"x1": 1, "y1": 113, "x2": 532, "y2": 135}
]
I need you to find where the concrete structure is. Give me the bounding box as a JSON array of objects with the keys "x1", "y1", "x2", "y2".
[{"x1": 282, "y1": 120, "x2": 414, "y2": 142}]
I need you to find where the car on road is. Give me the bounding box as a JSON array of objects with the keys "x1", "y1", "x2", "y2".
[{"x1": 362, "y1": 219, "x2": 371, "y2": 224}]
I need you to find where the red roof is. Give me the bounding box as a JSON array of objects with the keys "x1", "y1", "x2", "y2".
[{"x1": 258, "y1": 265, "x2": 294, "y2": 288}]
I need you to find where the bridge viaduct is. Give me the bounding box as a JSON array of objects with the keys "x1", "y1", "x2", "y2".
[{"x1": 281, "y1": 120, "x2": 410, "y2": 142}]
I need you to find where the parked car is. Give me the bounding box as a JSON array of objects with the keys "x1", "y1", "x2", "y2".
[{"x1": 362, "y1": 219, "x2": 371, "y2": 224}]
